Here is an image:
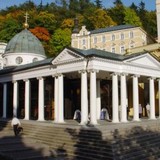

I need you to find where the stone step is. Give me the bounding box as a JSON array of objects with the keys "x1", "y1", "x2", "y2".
[{"x1": 1, "y1": 119, "x2": 160, "y2": 160}]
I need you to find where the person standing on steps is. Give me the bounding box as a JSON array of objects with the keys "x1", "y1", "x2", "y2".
[
  {"x1": 146, "y1": 103, "x2": 150, "y2": 118},
  {"x1": 11, "y1": 116, "x2": 21, "y2": 136}
]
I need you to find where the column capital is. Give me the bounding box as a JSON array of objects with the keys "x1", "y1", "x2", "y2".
[
  {"x1": 87, "y1": 69, "x2": 99, "y2": 73},
  {"x1": 12, "y1": 80, "x2": 17, "y2": 83},
  {"x1": 148, "y1": 77, "x2": 156, "y2": 80},
  {"x1": 52, "y1": 73, "x2": 63, "y2": 78},
  {"x1": 110, "y1": 72, "x2": 119, "y2": 76},
  {"x1": 23, "y1": 79, "x2": 29, "y2": 82},
  {"x1": 37, "y1": 77, "x2": 44, "y2": 80},
  {"x1": 131, "y1": 74, "x2": 140, "y2": 78},
  {"x1": 78, "y1": 70, "x2": 87, "y2": 74},
  {"x1": 120, "y1": 73, "x2": 128, "y2": 76}
]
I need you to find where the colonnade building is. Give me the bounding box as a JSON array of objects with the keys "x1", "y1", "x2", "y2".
[{"x1": 0, "y1": 1, "x2": 160, "y2": 125}]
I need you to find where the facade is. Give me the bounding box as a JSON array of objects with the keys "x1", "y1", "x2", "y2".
[
  {"x1": 71, "y1": 25, "x2": 155, "y2": 54},
  {"x1": 0, "y1": 45, "x2": 160, "y2": 125}
]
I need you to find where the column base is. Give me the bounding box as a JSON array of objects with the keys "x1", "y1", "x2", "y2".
[
  {"x1": 112, "y1": 121, "x2": 119, "y2": 123},
  {"x1": 23, "y1": 117, "x2": 29, "y2": 120},
  {"x1": 120, "y1": 120, "x2": 128, "y2": 123},
  {"x1": 54, "y1": 120, "x2": 65, "y2": 124},
  {"x1": 37, "y1": 119, "x2": 45, "y2": 121},
  {"x1": 133, "y1": 119, "x2": 141, "y2": 122},
  {"x1": 148, "y1": 117, "x2": 156, "y2": 120},
  {"x1": 80, "y1": 121, "x2": 88, "y2": 125}
]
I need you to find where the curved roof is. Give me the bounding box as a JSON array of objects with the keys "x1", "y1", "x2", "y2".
[{"x1": 4, "y1": 29, "x2": 46, "y2": 56}]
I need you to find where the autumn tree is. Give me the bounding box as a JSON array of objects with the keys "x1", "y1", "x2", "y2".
[
  {"x1": 30, "y1": 27, "x2": 50, "y2": 41},
  {"x1": 61, "y1": 18, "x2": 74, "y2": 29},
  {"x1": 87, "y1": 9, "x2": 116, "y2": 29}
]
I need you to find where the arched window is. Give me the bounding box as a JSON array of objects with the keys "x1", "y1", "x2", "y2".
[
  {"x1": 121, "y1": 33, "x2": 124, "y2": 40},
  {"x1": 112, "y1": 34, "x2": 115, "y2": 41}
]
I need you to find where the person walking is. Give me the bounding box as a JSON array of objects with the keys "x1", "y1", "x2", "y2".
[
  {"x1": 139, "y1": 104, "x2": 142, "y2": 118},
  {"x1": 146, "y1": 103, "x2": 150, "y2": 118},
  {"x1": 11, "y1": 116, "x2": 21, "y2": 136}
]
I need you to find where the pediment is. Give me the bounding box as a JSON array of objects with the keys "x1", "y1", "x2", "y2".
[
  {"x1": 52, "y1": 48, "x2": 84, "y2": 64},
  {"x1": 124, "y1": 53, "x2": 160, "y2": 69}
]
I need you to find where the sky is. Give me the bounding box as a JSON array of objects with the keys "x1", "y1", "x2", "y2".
[{"x1": 0, "y1": 0, "x2": 156, "y2": 11}]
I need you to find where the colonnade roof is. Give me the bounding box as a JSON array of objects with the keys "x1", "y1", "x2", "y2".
[{"x1": 0, "y1": 47, "x2": 159, "y2": 77}]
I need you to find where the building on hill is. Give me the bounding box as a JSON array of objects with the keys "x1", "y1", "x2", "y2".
[{"x1": 71, "y1": 24, "x2": 155, "y2": 54}]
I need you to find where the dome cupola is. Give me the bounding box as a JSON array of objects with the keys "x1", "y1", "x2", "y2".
[{"x1": 3, "y1": 12, "x2": 46, "y2": 67}]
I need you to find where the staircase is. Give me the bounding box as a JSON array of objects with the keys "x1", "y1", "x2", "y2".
[{"x1": 0, "y1": 119, "x2": 160, "y2": 160}]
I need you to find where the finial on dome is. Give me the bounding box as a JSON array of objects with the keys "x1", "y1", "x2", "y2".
[{"x1": 23, "y1": 12, "x2": 29, "y2": 29}]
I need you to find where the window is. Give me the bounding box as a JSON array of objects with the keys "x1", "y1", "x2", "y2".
[
  {"x1": 102, "y1": 36, "x2": 106, "y2": 43},
  {"x1": 33, "y1": 57, "x2": 38, "y2": 62},
  {"x1": 112, "y1": 34, "x2": 115, "y2": 41},
  {"x1": 130, "y1": 44, "x2": 134, "y2": 48},
  {"x1": 83, "y1": 31, "x2": 85, "y2": 35},
  {"x1": 130, "y1": 31, "x2": 134, "y2": 38},
  {"x1": 121, "y1": 33, "x2": 124, "y2": 40},
  {"x1": 121, "y1": 46, "x2": 125, "y2": 53},
  {"x1": 94, "y1": 37, "x2": 97, "y2": 44},
  {"x1": 16, "y1": 57, "x2": 23, "y2": 64},
  {"x1": 82, "y1": 39, "x2": 85, "y2": 45},
  {"x1": 111, "y1": 47, "x2": 115, "y2": 53}
]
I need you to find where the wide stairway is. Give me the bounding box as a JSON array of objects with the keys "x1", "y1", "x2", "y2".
[{"x1": 0, "y1": 119, "x2": 160, "y2": 160}]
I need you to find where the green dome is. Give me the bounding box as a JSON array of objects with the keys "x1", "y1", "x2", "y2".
[{"x1": 4, "y1": 29, "x2": 46, "y2": 56}]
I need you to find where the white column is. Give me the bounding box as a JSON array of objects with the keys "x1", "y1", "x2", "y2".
[
  {"x1": 80, "y1": 70, "x2": 88, "y2": 125},
  {"x1": 112, "y1": 73, "x2": 119, "y2": 123},
  {"x1": 132, "y1": 75, "x2": 140, "y2": 121},
  {"x1": 13, "y1": 81, "x2": 18, "y2": 117},
  {"x1": 24, "y1": 79, "x2": 30, "y2": 120},
  {"x1": 120, "y1": 73, "x2": 127, "y2": 122},
  {"x1": 2, "y1": 83, "x2": 7, "y2": 118},
  {"x1": 149, "y1": 77, "x2": 156, "y2": 119},
  {"x1": 90, "y1": 70, "x2": 98, "y2": 125},
  {"x1": 158, "y1": 79, "x2": 160, "y2": 118},
  {"x1": 97, "y1": 80, "x2": 101, "y2": 120},
  {"x1": 38, "y1": 77, "x2": 45, "y2": 121},
  {"x1": 58, "y1": 74, "x2": 64, "y2": 123},
  {"x1": 54, "y1": 76, "x2": 58, "y2": 122}
]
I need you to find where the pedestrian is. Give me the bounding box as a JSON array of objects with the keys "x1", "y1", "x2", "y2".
[
  {"x1": 11, "y1": 116, "x2": 21, "y2": 136},
  {"x1": 139, "y1": 104, "x2": 142, "y2": 118},
  {"x1": 146, "y1": 103, "x2": 150, "y2": 118}
]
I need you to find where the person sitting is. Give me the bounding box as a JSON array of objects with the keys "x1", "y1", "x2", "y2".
[
  {"x1": 73, "y1": 109, "x2": 81, "y2": 122},
  {"x1": 100, "y1": 108, "x2": 109, "y2": 120},
  {"x1": 11, "y1": 116, "x2": 22, "y2": 136}
]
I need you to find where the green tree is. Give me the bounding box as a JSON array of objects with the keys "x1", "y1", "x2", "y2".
[
  {"x1": 143, "y1": 11, "x2": 157, "y2": 38},
  {"x1": 34, "y1": 11, "x2": 57, "y2": 33},
  {"x1": 113, "y1": 0, "x2": 123, "y2": 6},
  {"x1": 95, "y1": 0, "x2": 102, "y2": 8},
  {"x1": 108, "y1": 1, "x2": 125, "y2": 25},
  {"x1": 124, "y1": 7, "x2": 142, "y2": 27},
  {"x1": 49, "y1": 28, "x2": 71, "y2": 56},
  {"x1": 0, "y1": 18, "x2": 22, "y2": 42},
  {"x1": 130, "y1": 3, "x2": 138, "y2": 13}
]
